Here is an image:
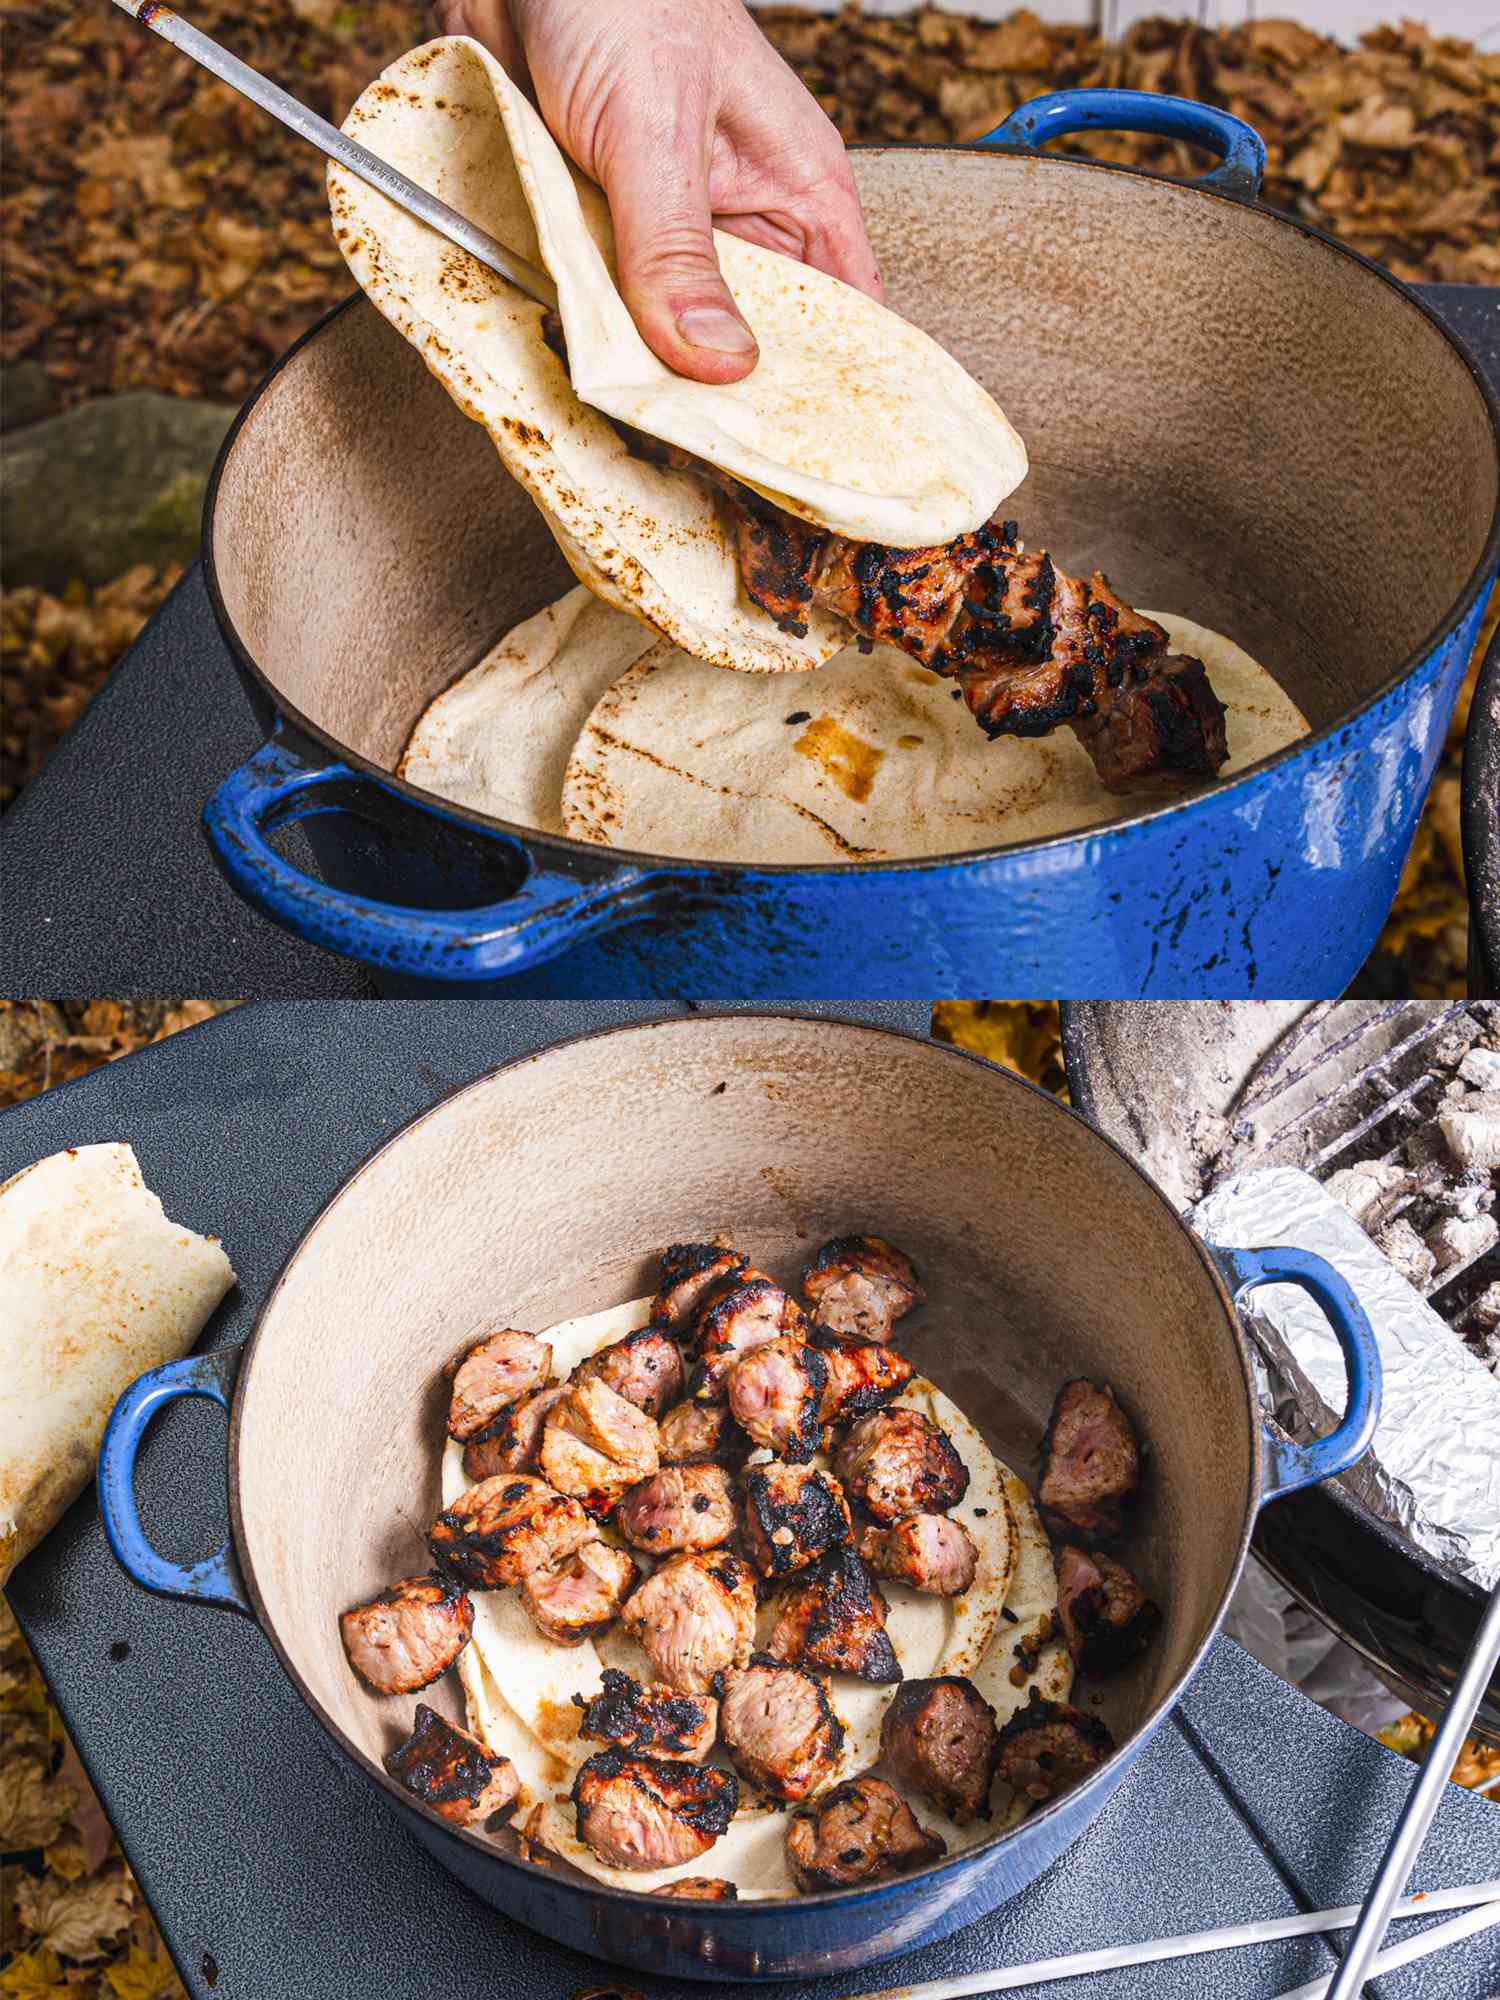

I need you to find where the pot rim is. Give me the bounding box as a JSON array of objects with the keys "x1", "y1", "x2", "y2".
[
  {"x1": 225, "y1": 1008, "x2": 1264, "y2": 1912},
  {"x1": 1461, "y1": 614, "x2": 1500, "y2": 991},
  {"x1": 202, "y1": 143, "x2": 1500, "y2": 883}
]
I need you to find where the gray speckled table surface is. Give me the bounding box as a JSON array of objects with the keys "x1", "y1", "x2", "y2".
[{"x1": 5, "y1": 1002, "x2": 1498, "y2": 1998}]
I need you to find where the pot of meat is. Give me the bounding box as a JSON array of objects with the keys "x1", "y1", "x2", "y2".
[{"x1": 96, "y1": 1015, "x2": 1381, "y2": 1978}]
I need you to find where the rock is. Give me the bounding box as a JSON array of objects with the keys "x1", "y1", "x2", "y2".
[
  {"x1": 1, "y1": 360, "x2": 57, "y2": 432},
  {"x1": 0, "y1": 392, "x2": 236, "y2": 590}
]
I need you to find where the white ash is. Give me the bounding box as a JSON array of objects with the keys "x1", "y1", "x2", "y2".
[
  {"x1": 1325, "y1": 1160, "x2": 1416, "y2": 1232},
  {"x1": 1377, "y1": 1215, "x2": 1437, "y2": 1289},
  {"x1": 1465, "y1": 1282, "x2": 1500, "y2": 1335},
  {"x1": 1458, "y1": 1048, "x2": 1500, "y2": 1092},
  {"x1": 1427, "y1": 1213, "x2": 1500, "y2": 1276},
  {"x1": 1439, "y1": 1093, "x2": 1500, "y2": 1175}
]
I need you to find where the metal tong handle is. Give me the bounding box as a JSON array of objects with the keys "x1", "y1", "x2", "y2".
[{"x1": 109, "y1": 0, "x2": 557, "y2": 310}]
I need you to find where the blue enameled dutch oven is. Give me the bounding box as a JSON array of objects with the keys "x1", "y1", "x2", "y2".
[
  {"x1": 198, "y1": 88, "x2": 1500, "y2": 998},
  {"x1": 95, "y1": 1016, "x2": 1381, "y2": 1978}
]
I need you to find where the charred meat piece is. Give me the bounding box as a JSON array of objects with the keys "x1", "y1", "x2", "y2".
[
  {"x1": 384, "y1": 1703, "x2": 518, "y2": 1825},
  {"x1": 815, "y1": 521, "x2": 1006, "y2": 664},
  {"x1": 694, "y1": 1278, "x2": 810, "y2": 1400},
  {"x1": 803, "y1": 1237, "x2": 922, "y2": 1344},
  {"x1": 340, "y1": 1572, "x2": 473, "y2": 1695},
  {"x1": 833, "y1": 1408, "x2": 969, "y2": 1525},
  {"x1": 658, "y1": 1398, "x2": 741, "y2": 1465},
  {"x1": 521, "y1": 1539, "x2": 639, "y2": 1646},
  {"x1": 725, "y1": 489, "x2": 829, "y2": 637},
  {"x1": 446, "y1": 1329, "x2": 552, "y2": 1442},
  {"x1": 880, "y1": 1676, "x2": 1000, "y2": 1822},
  {"x1": 427, "y1": 1473, "x2": 592, "y2": 1588},
  {"x1": 786, "y1": 1775, "x2": 944, "y2": 1891},
  {"x1": 622, "y1": 1550, "x2": 758, "y2": 1694},
  {"x1": 652, "y1": 1242, "x2": 749, "y2": 1333},
  {"x1": 1039, "y1": 1380, "x2": 1140, "y2": 1544},
  {"x1": 1071, "y1": 647, "x2": 1228, "y2": 791},
  {"x1": 573, "y1": 1750, "x2": 739, "y2": 1871},
  {"x1": 859, "y1": 1513, "x2": 978, "y2": 1596},
  {"x1": 727, "y1": 1336, "x2": 828, "y2": 1460},
  {"x1": 742, "y1": 1459, "x2": 852, "y2": 1579},
  {"x1": 573, "y1": 1668, "x2": 719, "y2": 1762},
  {"x1": 653, "y1": 1877, "x2": 738, "y2": 1900},
  {"x1": 618, "y1": 1463, "x2": 737, "y2": 1555},
  {"x1": 462, "y1": 1381, "x2": 567, "y2": 1483},
  {"x1": 541, "y1": 1376, "x2": 660, "y2": 1518},
  {"x1": 575, "y1": 1324, "x2": 685, "y2": 1417},
  {"x1": 818, "y1": 1342, "x2": 914, "y2": 1422},
  {"x1": 995, "y1": 1692, "x2": 1115, "y2": 1803},
  {"x1": 1054, "y1": 1544, "x2": 1162, "y2": 1674},
  {"x1": 766, "y1": 1546, "x2": 901, "y2": 1684},
  {"x1": 719, "y1": 1658, "x2": 844, "y2": 1804}
]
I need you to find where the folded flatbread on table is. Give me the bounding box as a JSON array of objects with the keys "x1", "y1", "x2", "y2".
[{"x1": 0, "y1": 1144, "x2": 236, "y2": 1583}]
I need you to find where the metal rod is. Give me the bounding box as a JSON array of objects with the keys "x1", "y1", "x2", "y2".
[
  {"x1": 109, "y1": 0, "x2": 557, "y2": 310},
  {"x1": 1325, "y1": 1578, "x2": 1500, "y2": 2000}
]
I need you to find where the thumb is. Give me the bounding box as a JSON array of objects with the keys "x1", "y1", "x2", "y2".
[{"x1": 597, "y1": 124, "x2": 759, "y2": 384}]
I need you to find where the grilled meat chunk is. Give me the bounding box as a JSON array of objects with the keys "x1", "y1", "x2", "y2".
[
  {"x1": 427, "y1": 1474, "x2": 592, "y2": 1588},
  {"x1": 572, "y1": 1750, "x2": 739, "y2": 1871},
  {"x1": 652, "y1": 1243, "x2": 749, "y2": 1333},
  {"x1": 622, "y1": 1550, "x2": 758, "y2": 1694},
  {"x1": 786, "y1": 1776, "x2": 944, "y2": 1891},
  {"x1": 446, "y1": 1329, "x2": 552, "y2": 1442},
  {"x1": 719, "y1": 1658, "x2": 844, "y2": 1804},
  {"x1": 384, "y1": 1703, "x2": 518, "y2": 1825},
  {"x1": 859, "y1": 1513, "x2": 978, "y2": 1596},
  {"x1": 727, "y1": 1336, "x2": 828, "y2": 1460},
  {"x1": 803, "y1": 1237, "x2": 921, "y2": 1344},
  {"x1": 573, "y1": 1668, "x2": 719, "y2": 1762},
  {"x1": 694, "y1": 1277, "x2": 810, "y2": 1400},
  {"x1": 833, "y1": 1408, "x2": 969, "y2": 1525},
  {"x1": 618, "y1": 1464, "x2": 737, "y2": 1555},
  {"x1": 541, "y1": 1376, "x2": 660, "y2": 1518},
  {"x1": 462, "y1": 1381, "x2": 567, "y2": 1483},
  {"x1": 654, "y1": 1877, "x2": 738, "y2": 1900},
  {"x1": 1054, "y1": 1545, "x2": 1162, "y2": 1674},
  {"x1": 766, "y1": 1546, "x2": 901, "y2": 1683},
  {"x1": 879, "y1": 1676, "x2": 1000, "y2": 1822},
  {"x1": 575, "y1": 1324, "x2": 685, "y2": 1417},
  {"x1": 520, "y1": 1539, "x2": 639, "y2": 1646},
  {"x1": 1039, "y1": 1380, "x2": 1140, "y2": 1544},
  {"x1": 1071, "y1": 648, "x2": 1228, "y2": 791},
  {"x1": 742, "y1": 1459, "x2": 852, "y2": 1579},
  {"x1": 725, "y1": 490, "x2": 828, "y2": 636},
  {"x1": 658, "y1": 1398, "x2": 741, "y2": 1465},
  {"x1": 340, "y1": 1572, "x2": 473, "y2": 1695},
  {"x1": 995, "y1": 1693, "x2": 1115, "y2": 1803},
  {"x1": 818, "y1": 1342, "x2": 914, "y2": 1422}
]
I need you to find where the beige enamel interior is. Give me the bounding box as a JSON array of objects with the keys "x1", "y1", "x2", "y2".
[
  {"x1": 231, "y1": 1015, "x2": 1258, "y2": 1884},
  {"x1": 209, "y1": 149, "x2": 1496, "y2": 854}
]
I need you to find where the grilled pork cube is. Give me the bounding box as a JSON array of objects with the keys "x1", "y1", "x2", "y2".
[
  {"x1": 653, "y1": 1877, "x2": 738, "y2": 1900},
  {"x1": 575, "y1": 1324, "x2": 685, "y2": 1417},
  {"x1": 786, "y1": 1776, "x2": 944, "y2": 1891},
  {"x1": 727, "y1": 1336, "x2": 828, "y2": 1460},
  {"x1": 833, "y1": 1408, "x2": 969, "y2": 1525},
  {"x1": 879, "y1": 1676, "x2": 1000, "y2": 1822},
  {"x1": 1039, "y1": 1380, "x2": 1140, "y2": 1544},
  {"x1": 694, "y1": 1278, "x2": 810, "y2": 1400},
  {"x1": 1054, "y1": 1545, "x2": 1162, "y2": 1674},
  {"x1": 541, "y1": 1376, "x2": 660, "y2": 1518},
  {"x1": 573, "y1": 1668, "x2": 719, "y2": 1762},
  {"x1": 859, "y1": 1513, "x2": 977, "y2": 1596},
  {"x1": 572, "y1": 1750, "x2": 739, "y2": 1870},
  {"x1": 719, "y1": 1658, "x2": 844, "y2": 1804},
  {"x1": 766, "y1": 1546, "x2": 901, "y2": 1683},
  {"x1": 446, "y1": 1329, "x2": 552, "y2": 1442},
  {"x1": 427, "y1": 1473, "x2": 592, "y2": 1588},
  {"x1": 520, "y1": 1540, "x2": 640, "y2": 1646},
  {"x1": 818, "y1": 1342, "x2": 914, "y2": 1422},
  {"x1": 462, "y1": 1381, "x2": 568, "y2": 1483},
  {"x1": 995, "y1": 1692, "x2": 1115, "y2": 1803},
  {"x1": 384, "y1": 1703, "x2": 518, "y2": 1825},
  {"x1": 340, "y1": 1572, "x2": 473, "y2": 1695},
  {"x1": 803, "y1": 1237, "x2": 921, "y2": 1344},
  {"x1": 651, "y1": 1242, "x2": 749, "y2": 1333},
  {"x1": 618, "y1": 1464, "x2": 737, "y2": 1555},
  {"x1": 622, "y1": 1550, "x2": 757, "y2": 1694},
  {"x1": 658, "y1": 1398, "x2": 741, "y2": 1465},
  {"x1": 742, "y1": 1460, "x2": 852, "y2": 1579}
]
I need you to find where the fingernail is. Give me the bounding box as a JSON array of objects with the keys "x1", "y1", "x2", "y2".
[{"x1": 676, "y1": 306, "x2": 757, "y2": 355}]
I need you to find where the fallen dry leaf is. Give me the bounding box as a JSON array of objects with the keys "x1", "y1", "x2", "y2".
[{"x1": 14, "y1": 1869, "x2": 132, "y2": 1963}]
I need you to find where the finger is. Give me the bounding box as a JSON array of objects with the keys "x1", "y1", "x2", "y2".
[
  {"x1": 431, "y1": 0, "x2": 527, "y2": 79},
  {"x1": 719, "y1": 203, "x2": 884, "y2": 305}
]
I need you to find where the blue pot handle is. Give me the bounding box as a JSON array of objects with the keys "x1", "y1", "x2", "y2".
[
  {"x1": 1212, "y1": 1244, "x2": 1382, "y2": 1502},
  {"x1": 98, "y1": 1345, "x2": 253, "y2": 1615},
  {"x1": 980, "y1": 89, "x2": 1266, "y2": 201},
  {"x1": 204, "y1": 732, "x2": 673, "y2": 982}
]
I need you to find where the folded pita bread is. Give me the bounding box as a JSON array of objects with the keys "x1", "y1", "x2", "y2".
[{"x1": 0, "y1": 1144, "x2": 236, "y2": 1582}]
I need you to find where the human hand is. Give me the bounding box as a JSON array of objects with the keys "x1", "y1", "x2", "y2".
[{"x1": 433, "y1": 0, "x2": 882, "y2": 383}]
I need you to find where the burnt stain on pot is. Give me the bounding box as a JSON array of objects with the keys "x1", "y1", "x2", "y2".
[{"x1": 792, "y1": 717, "x2": 885, "y2": 803}]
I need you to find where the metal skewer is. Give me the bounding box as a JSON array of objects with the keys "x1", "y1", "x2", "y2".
[
  {"x1": 1324, "y1": 1577, "x2": 1500, "y2": 2000},
  {"x1": 108, "y1": 0, "x2": 557, "y2": 311}
]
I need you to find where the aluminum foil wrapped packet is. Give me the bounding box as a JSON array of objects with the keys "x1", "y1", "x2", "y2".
[{"x1": 1192, "y1": 1165, "x2": 1500, "y2": 1589}]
